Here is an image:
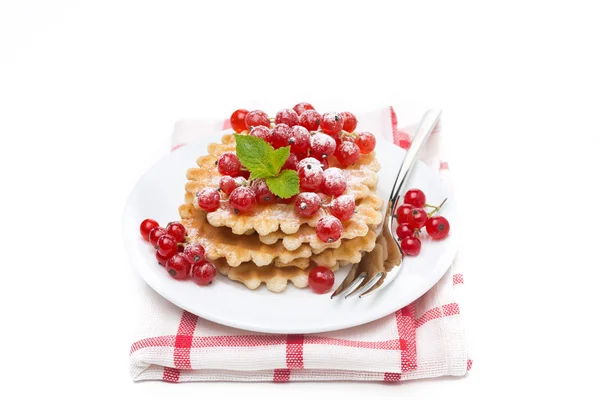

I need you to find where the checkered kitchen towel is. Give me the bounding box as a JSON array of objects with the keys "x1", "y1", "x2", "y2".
[{"x1": 129, "y1": 104, "x2": 471, "y2": 382}]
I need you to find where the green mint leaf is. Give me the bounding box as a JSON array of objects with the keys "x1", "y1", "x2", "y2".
[
  {"x1": 266, "y1": 169, "x2": 300, "y2": 199},
  {"x1": 234, "y1": 134, "x2": 273, "y2": 177},
  {"x1": 270, "y1": 146, "x2": 290, "y2": 175}
]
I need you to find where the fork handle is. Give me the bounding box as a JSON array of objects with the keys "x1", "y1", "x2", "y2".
[{"x1": 389, "y1": 109, "x2": 442, "y2": 212}]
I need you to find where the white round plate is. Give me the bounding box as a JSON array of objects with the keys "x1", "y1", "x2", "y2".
[{"x1": 122, "y1": 133, "x2": 458, "y2": 334}]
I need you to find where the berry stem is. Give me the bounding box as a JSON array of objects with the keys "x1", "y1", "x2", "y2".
[{"x1": 427, "y1": 198, "x2": 448, "y2": 217}]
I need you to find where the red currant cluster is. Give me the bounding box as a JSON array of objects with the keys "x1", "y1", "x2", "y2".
[
  {"x1": 230, "y1": 103, "x2": 376, "y2": 167},
  {"x1": 395, "y1": 189, "x2": 451, "y2": 256},
  {"x1": 139, "y1": 218, "x2": 217, "y2": 285}
]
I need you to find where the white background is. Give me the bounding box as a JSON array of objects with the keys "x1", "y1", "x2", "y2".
[{"x1": 1, "y1": 0, "x2": 599, "y2": 398}]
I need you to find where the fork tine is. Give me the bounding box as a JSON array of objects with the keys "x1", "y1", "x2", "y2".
[
  {"x1": 333, "y1": 272, "x2": 367, "y2": 299},
  {"x1": 347, "y1": 272, "x2": 384, "y2": 299},
  {"x1": 358, "y1": 272, "x2": 387, "y2": 298}
]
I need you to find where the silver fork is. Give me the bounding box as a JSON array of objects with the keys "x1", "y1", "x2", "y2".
[{"x1": 331, "y1": 108, "x2": 442, "y2": 299}]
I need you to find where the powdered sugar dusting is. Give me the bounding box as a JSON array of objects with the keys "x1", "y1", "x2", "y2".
[
  {"x1": 311, "y1": 132, "x2": 335, "y2": 148},
  {"x1": 297, "y1": 157, "x2": 322, "y2": 170}
]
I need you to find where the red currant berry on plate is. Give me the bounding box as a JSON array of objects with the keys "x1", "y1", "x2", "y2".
[
  {"x1": 148, "y1": 227, "x2": 166, "y2": 248},
  {"x1": 330, "y1": 194, "x2": 355, "y2": 221},
  {"x1": 230, "y1": 109, "x2": 249, "y2": 133},
  {"x1": 396, "y1": 204, "x2": 414, "y2": 224},
  {"x1": 322, "y1": 167, "x2": 346, "y2": 196},
  {"x1": 217, "y1": 153, "x2": 241, "y2": 177},
  {"x1": 157, "y1": 234, "x2": 178, "y2": 256},
  {"x1": 219, "y1": 175, "x2": 237, "y2": 195},
  {"x1": 401, "y1": 236, "x2": 421, "y2": 256},
  {"x1": 298, "y1": 163, "x2": 324, "y2": 192},
  {"x1": 293, "y1": 102, "x2": 315, "y2": 116},
  {"x1": 294, "y1": 192, "x2": 321, "y2": 217},
  {"x1": 289, "y1": 125, "x2": 311, "y2": 155},
  {"x1": 299, "y1": 110, "x2": 321, "y2": 131},
  {"x1": 320, "y1": 112, "x2": 344, "y2": 135},
  {"x1": 239, "y1": 170, "x2": 251, "y2": 179},
  {"x1": 310, "y1": 132, "x2": 336, "y2": 159},
  {"x1": 156, "y1": 249, "x2": 174, "y2": 266},
  {"x1": 191, "y1": 260, "x2": 217, "y2": 285},
  {"x1": 275, "y1": 108, "x2": 299, "y2": 127},
  {"x1": 282, "y1": 152, "x2": 298, "y2": 171},
  {"x1": 165, "y1": 254, "x2": 191, "y2": 279},
  {"x1": 271, "y1": 123, "x2": 293, "y2": 149},
  {"x1": 335, "y1": 141, "x2": 360, "y2": 166},
  {"x1": 395, "y1": 223, "x2": 414, "y2": 240},
  {"x1": 407, "y1": 208, "x2": 428, "y2": 229},
  {"x1": 308, "y1": 266, "x2": 335, "y2": 294},
  {"x1": 403, "y1": 189, "x2": 426, "y2": 208},
  {"x1": 183, "y1": 243, "x2": 205, "y2": 264},
  {"x1": 280, "y1": 194, "x2": 297, "y2": 204},
  {"x1": 244, "y1": 110, "x2": 270, "y2": 129},
  {"x1": 426, "y1": 216, "x2": 450, "y2": 240},
  {"x1": 140, "y1": 219, "x2": 159, "y2": 241},
  {"x1": 229, "y1": 186, "x2": 256, "y2": 214},
  {"x1": 197, "y1": 187, "x2": 221, "y2": 212},
  {"x1": 340, "y1": 112, "x2": 357, "y2": 132},
  {"x1": 355, "y1": 132, "x2": 376, "y2": 154},
  {"x1": 252, "y1": 179, "x2": 276, "y2": 204},
  {"x1": 316, "y1": 216, "x2": 343, "y2": 243},
  {"x1": 166, "y1": 222, "x2": 186, "y2": 243},
  {"x1": 249, "y1": 125, "x2": 271, "y2": 142}
]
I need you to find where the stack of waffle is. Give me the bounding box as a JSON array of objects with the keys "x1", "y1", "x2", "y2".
[{"x1": 178, "y1": 134, "x2": 385, "y2": 292}]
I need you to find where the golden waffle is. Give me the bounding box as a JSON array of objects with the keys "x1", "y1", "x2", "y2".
[
  {"x1": 257, "y1": 193, "x2": 383, "y2": 251},
  {"x1": 180, "y1": 203, "x2": 378, "y2": 268},
  {"x1": 213, "y1": 258, "x2": 340, "y2": 293},
  {"x1": 184, "y1": 134, "x2": 381, "y2": 236}
]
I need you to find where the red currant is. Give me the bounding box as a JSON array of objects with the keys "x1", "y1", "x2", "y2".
[
  {"x1": 252, "y1": 179, "x2": 276, "y2": 204},
  {"x1": 275, "y1": 108, "x2": 299, "y2": 127},
  {"x1": 298, "y1": 163, "x2": 324, "y2": 192},
  {"x1": 191, "y1": 260, "x2": 217, "y2": 285},
  {"x1": 289, "y1": 125, "x2": 311, "y2": 155},
  {"x1": 271, "y1": 123, "x2": 293, "y2": 149},
  {"x1": 282, "y1": 152, "x2": 299, "y2": 171},
  {"x1": 330, "y1": 195, "x2": 355, "y2": 221},
  {"x1": 404, "y1": 189, "x2": 426, "y2": 208},
  {"x1": 407, "y1": 208, "x2": 428, "y2": 229},
  {"x1": 244, "y1": 110, "x2": 270, "y2": 129},
  {"x1": 335, "y1": 141, "x2": 360, "y2": 166},
  {"x1": 239, "y1": 170, "x2": 251, "y2": 180},
  {"x1": 229, "y1": 186, "x2": 256, "y2": 214},
  {"x1": 166, "y1": 222, "x2": 186, "y2": 243},
  {"x1": 293, "y1": 102, "x2": 315, "y2": 116},
  {"x1": 396, "y1": 204, "x2": 414, "y2": 223},
  {"x1": 219, "y1": 175, "x2": 237, "y2": 195},
  {"x1": 395, "y1": 223, "x2": 414, "y2": 240},
  {"x1": 322, "y1": 167, "x2": 347, "y2": 196},
  {"x1": 165, "y1": 254, "x2": 191, "y2": 279},
  {"x1": 177, "y1": 243, "x2": 185, "y2": 253},
  {"x1": 183, "y1": 243, "x2": 205, "y2": 264},
  {"x1": 156, "y1": 249, "x2": 174, "y2": 266},
  {"x1": 426, "y1": 216, "x2": 450, "y2": 240},
  {"x1": 297, "y1": 156, "x2": 321, "y2": 170},
  {"x1": 355, "y1": 132, "x2": 376, "y2": 154},
  {"x1": 320, "y1": 112, "x2": 344, "y2": 135},
  {"x1": 280, "y1": 194, "x2": 297, "y2": 204},
  {"x1": 320, "y1": 157, "x2": 329, "y2": 170},
  {"x1": 299, "y1": 110, "x2": 321, "y2": 131},
  {"x1": 294, "y1": 192, "x2": 321, "y2": 217},
  {"x1": 316, "y1": 216, "x2": 343, "y2": 243},
  {"x1": 249, "y1": 125, "x2": 271, "y2": 141},
  {"x1": 148, "y1": 226, "x2": 166, "y2": 248},
  {"x1": 310, "y1": 132, "x2": 336, "y2": 159},
  {"x1": 157, "y1": 234, "x2": 178, "y2": 256},
  {"x1": 340, "y1": 112, "x2": 357, "y2": 132},
  {"x1": 308, "y1": 266, "x2": 335, "y2": 294},
  {"x1": 197, "y1": 187, "x2": 221, "y2": 212},
  {"x1": 217, "y1": 153, "x2": 241, "y2": 177},
  {"x1": 230, "y1": 109, "x2": 249, "y2": 133},
  {"x1": 401, "y1": 236, "x2": 421, "y2": 256},
  {"x1": 140, "y1": 219, "x2": 159, "y2": 241}
]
